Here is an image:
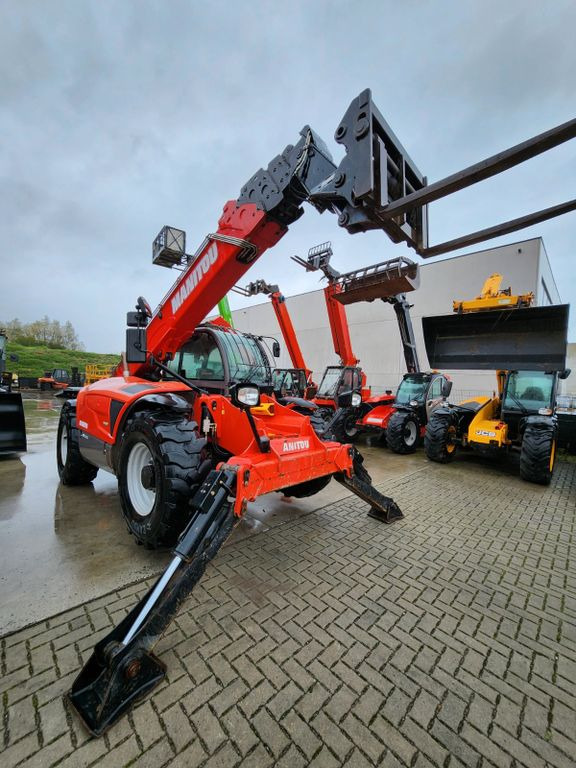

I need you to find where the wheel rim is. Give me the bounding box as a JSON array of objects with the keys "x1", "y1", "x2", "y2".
[
  {"x1": 345, "y1": 417, "x2": 358, "y2": 438},
  {"x1": 60, "y1": 423, "x2": 68, "y2": 465},
  {"x1": 126, "y1": 442, "x2": 156, "y2": 517},
  {"x1": 403, "y1": 421, "x2": 418, "y2": 446},
  {"x1": 446, "y1": 425, "x2": 456, "y2": 454}
]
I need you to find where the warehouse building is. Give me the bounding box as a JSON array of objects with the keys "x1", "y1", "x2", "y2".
[{"x1": 229, "y1": 237, "x2": 573, "y2": 400}]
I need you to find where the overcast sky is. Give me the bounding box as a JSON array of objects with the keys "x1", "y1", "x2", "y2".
[{"x1": 1, "y1": 0, "x2": 575, "y2": 352}]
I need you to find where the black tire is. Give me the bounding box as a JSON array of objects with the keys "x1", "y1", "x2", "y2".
[
  {"x1": 424, "y1": 411, "x2": 458, "y2": 463},
  {"x1": 280, "y1": 410, "x2": 332, "y2": 498},
  {"x1": 57, "y1": 405, "x2": 99, "y2": 485},
  {"x1": 118, "y1": 411, "x2": 213, "y2": 549},
  {"x1": 331, "y1": 409, "x2": 360, "y2": 443},
  {"x1": 386, "y1": 410, "x2": 420, "y2": 454},
  {"x1": 519, "y1": 422, "x2": 556, "y2": 485},
  {"x1": 336, "y1": 410, "x2": 360, "y2": 443}
]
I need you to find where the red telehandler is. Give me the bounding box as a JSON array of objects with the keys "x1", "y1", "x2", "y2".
[
  {"x1": 316, "y1": 257, "x2": 453, "y2": 452},
  {"x1": 61, "y1": 89, "x2": 575, "y2": 735},
  {"x1": 232, "y1": 279, "x2": 318, "y2": 400},
  {"x1": 292, "y1": 242, "x2": 432, "y2": 443}
]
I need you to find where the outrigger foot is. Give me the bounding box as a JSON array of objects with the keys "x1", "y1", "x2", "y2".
[
  {"x1": 66, "y1": 469, "x2": 237, "y2": 735},
  {"x1": 335, "y1": 449, "x2": 403, "y2": 524}
]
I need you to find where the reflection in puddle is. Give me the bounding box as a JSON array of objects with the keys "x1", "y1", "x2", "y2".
[
  {"x1": 0, "y1": 457, "x2": 26, "y2": 516},
  {"x1": 22, "y1": 395, "x2": 62, "y2": 447}
]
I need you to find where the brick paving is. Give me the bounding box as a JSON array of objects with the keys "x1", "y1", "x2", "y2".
[{"x1": 1, "y1": 458, "x2": 575, "y2": 767}]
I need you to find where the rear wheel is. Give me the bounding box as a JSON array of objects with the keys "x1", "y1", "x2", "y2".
[
  {"x1": 519, "y1": 422, "x2": 556, "y2": 485},
  {"x1": 424, "y1": 411, "x2": 458, "y2": 463},
  {"x1": 386, "y1": 410, "x2": 420, "y2": 454},
  {"x1": 118, "y1": 411, "x2": 213, "y2": 548},
  {"x1": 57, "y1": 406, "x2": 99, "y2": 485}
]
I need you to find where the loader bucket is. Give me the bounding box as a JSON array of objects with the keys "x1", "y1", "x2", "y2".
[
  {"x1": 0, "y1": 392, "x2": 27, "y2": 453},
  {"x1": 422, "y1": 304, "x2": 569, "y2": 371},
  {"x1": 333, "y1": 257, "x2": 420, "y2": 304}
]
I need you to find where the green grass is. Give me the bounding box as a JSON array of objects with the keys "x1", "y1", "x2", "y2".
[{"x1": 6, "y1": 342, "x2": 119, "y2": 379}]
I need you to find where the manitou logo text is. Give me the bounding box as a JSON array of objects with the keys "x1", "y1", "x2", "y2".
[
  {"x1": 171, "y1": 243, "x2": 219, "y2": 314},
  {"x1": 282, "y1": 439, "x2": 310, "y2": 453}
]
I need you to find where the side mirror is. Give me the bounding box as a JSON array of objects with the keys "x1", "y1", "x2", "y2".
[
  {"x1": 272, "y1": 341, "x2": 281, "y2": 358},
  {"x1": 559, "y1": 368, "x2": 571, "y2": 380},
  {"x1": 442, "y1": 380, "x2": 453, "y2": 398},
  {"x1": 137, "y1": 296, "x2": 153, "y2": 318}
]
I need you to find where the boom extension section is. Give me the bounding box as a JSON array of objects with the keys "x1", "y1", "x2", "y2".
[
  {"x1": 134, "y1": 88, "x2": 574, "y2": 371},
  {"x1": 327, "y1": 257, "x2": 422, "y2": 374},
  {"x1": 292, "y1": 243, "x2": 359, "y2": 368},
  {"x1": 233, "y1": 280, "x2": 313, "y2": 379}
]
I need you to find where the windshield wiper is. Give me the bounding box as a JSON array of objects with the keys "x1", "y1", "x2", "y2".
[{"x1": 504, "y1": 393, "x2": 529, "y2": 414}]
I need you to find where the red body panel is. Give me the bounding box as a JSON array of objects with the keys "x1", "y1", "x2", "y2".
[
  {"x1": 358, "y1": 403, "x2": 396, "y2": 430},
  {"x1": 77, "y1": 378, "x2": 191, "y2": 445}
]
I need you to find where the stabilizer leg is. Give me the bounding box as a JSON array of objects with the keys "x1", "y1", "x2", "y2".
[
  {"x1": 66, "y1": 469, "x2": 237, "y2": 735},
  {"x1": 335, "y1": 449, "x2": 403, "y2": 523}
]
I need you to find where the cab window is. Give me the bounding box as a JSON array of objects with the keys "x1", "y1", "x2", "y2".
[
  {"x1": 428, "y1": 377, "x2": 444, "y2": 400},
  {"x1": 172, "y1": 333, "x2": 225, "y2": 381}
]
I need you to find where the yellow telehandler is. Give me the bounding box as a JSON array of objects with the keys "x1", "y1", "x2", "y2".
[{"x1": 422, "y1": 274, "x2": 570, "y2": 484}]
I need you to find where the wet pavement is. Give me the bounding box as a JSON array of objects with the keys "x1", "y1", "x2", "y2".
[
  {"x1": 1, "y1": 394, "x2": 575, "y2": 767},
  {"x1": 0, "y1": 394, "x2": 426, "y2": 635}
]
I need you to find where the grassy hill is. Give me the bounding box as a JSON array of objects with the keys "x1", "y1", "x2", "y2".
[{"x1": 6, "y1": 342, "x2": 120, "y2": 380}]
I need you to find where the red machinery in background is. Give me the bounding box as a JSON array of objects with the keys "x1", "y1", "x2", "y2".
[{"x1": 232, "y1": 279, "x2": 317, "y2": 400}]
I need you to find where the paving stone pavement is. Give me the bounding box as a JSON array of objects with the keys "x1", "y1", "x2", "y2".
[{"x1": 1, "y1": 457, "x2": 575, "y2": 767}]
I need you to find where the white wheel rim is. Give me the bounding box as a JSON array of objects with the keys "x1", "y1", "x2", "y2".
[
  {"x1": 126, "y1": 443, "x2": 156, "y2": 517},
  {"x1": 404, "y1": 421, "x2": 418, "y2": 446},
  {"x1": 60, "y1": 424, "x2": 68, "y2": 464}
]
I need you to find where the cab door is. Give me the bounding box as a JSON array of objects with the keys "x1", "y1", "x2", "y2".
[{"x1": 425, "y1": 376, "x2": 446, "y2": 421}]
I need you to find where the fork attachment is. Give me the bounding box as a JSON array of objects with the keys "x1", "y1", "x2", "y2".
[{"x1": 66, "y1": 469, "x2": 237, "y2": 736}]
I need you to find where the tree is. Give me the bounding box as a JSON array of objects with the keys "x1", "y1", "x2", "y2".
[{"x1": 0, "y1": 317, "x2": 84, "y2": 350}]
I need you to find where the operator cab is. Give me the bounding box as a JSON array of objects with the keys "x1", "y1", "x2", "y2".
[
  {"x1": 395, "y1": 372, "x2": 450, "y2": 422},
  {"x1": 315, "y1": 366, "x2": 362, "y2": 405},
  {"x1": 167, "y1": 326, "x2": 274, "y2": 396},
  {"x1": 501, "y1": 370, "x2": 558, "y2": 440},
  {"x1": 272, "y1": 368, "x2": 308, "y2": 399}
]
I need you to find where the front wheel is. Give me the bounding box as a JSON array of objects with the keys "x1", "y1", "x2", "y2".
[
  {"x1": 118, "y1": 411, "x2": 212, "y2": 548},
  {"x1": 386, "y1": 410, "x2": 420, "y2": 454},
  {"x1": 57, "y1": 406, "x2": 99, "y2": 485},
  {"x1": 331, "y1": 408, "x2": 361, "y2": 443},
  {"x1": 424, "y1": 412, "x2": 458, "y2": 463},
  {"x1": 519, "y1": 422, "x2": 556, "y2": 485}
]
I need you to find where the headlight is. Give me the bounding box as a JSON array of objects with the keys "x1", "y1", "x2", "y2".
[
  {"x1": 236, "y1": 386, "x2": 260, "y2": 407},
  {"x1": 410, "y1": 400, "x2": 419, "y2": 407},
  {"x1": 538, "y1": 408, "x2": 553, "y2": 416},
  {"x1": 351, "y1": 392, "x2": 361, "y2": 407}
]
